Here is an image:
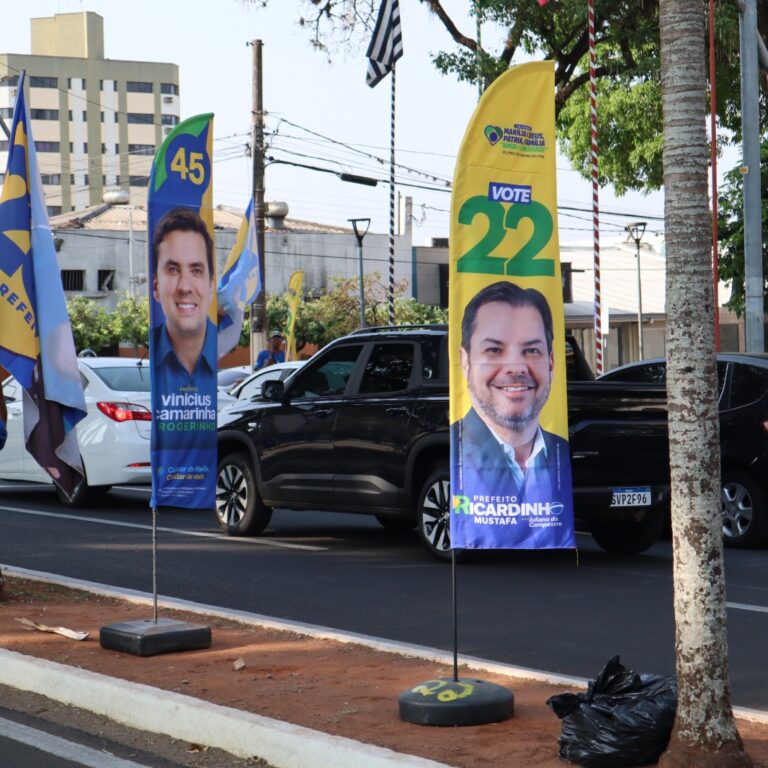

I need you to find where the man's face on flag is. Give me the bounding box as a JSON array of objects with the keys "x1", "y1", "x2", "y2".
[
  {"x1": 153, "y1": 229, "x2": 213, "y2": 344},
  {"x1": 460, "y1": 300, "x2": 554, "y2": 435}
]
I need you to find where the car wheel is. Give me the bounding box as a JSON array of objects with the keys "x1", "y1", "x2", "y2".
[
  {"x1": 590, "y1": 508, "x2": 664, "y2": 555},
  {"x1": 722, "y1": 471, "x2": 768, "y2": 548},
  {"x1": 417, "y1": 467, "x2": 456, "y2": 562},
  {"x1": 215, "y1": 452, "x2": 272, "y2": 536},
  {"x1": 375, "y1": 515, "x2": 416, "y2": 533}
]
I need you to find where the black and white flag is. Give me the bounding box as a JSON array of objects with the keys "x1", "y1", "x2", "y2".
[{"x1": 366, "y1": 0, "x2": 403, "y2": 87}]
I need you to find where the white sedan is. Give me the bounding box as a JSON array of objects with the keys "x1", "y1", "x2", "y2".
[{"x1": 1, "y1": 357, "x2": 230, "y2": 507}]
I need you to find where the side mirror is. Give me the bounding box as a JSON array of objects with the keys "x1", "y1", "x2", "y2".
[{"x1": 262, "y1": 379, "x2": 285, "y2": 402}]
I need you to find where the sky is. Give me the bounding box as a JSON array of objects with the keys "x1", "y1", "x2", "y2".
[{"x1": 0, "y1": 0, "x2": 673, "y2": 246}]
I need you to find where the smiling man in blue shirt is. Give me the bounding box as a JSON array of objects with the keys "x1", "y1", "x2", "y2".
[{"x1": 150, "y1": 208, "x2": 218, "y2": 507}]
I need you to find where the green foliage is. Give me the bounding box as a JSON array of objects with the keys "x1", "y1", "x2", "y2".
[
  {"x1": 717, "y1": 143, "x2": 768, "y2": 316},
  {"x1": 113, "y1": 295, "x2": 150, "y2": 350},
  {"x1": 235, "y1": 275, "x2": 447, "y2": 351},
  {"x1": 66, "y1": 296, "x2": 118, "y2": 354}
]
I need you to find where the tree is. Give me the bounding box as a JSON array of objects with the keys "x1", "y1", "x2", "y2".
[
  {"x1": 66, "y1": 296, "x2": 117, "y2": 354},
  {"x1": 716, "y1": 142, "x2": 768, "y2": 315},
  {"x1": 255, "y1": 0, "x2": 765, "y2": 194},
  {"x1": 113, "y1": 295, "x2": 150, "y2": 351},
  {"x1": 658, "y1": 2, "x2": 750, "y2": 766}
]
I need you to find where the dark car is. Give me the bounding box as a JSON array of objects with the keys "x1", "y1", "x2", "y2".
[
  {"x1": 599, "y1": 354, "x2": 768, "y2": 547},
  {"x1": 216, "y1": 325, "x2": 673, "y2": 559}
]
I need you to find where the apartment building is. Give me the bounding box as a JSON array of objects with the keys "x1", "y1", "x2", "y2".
[{"x1": 0, "y1": 11, "x2": 179, "y2": 214}]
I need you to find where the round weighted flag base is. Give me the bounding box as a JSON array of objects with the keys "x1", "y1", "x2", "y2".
[{"x1": 399, "y1": 677, "x2": 514, "y2": 726}]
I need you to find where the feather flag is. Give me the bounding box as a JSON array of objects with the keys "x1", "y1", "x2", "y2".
[
  {"x1": 217, "y1": 200, "x2": 262, "y2": 358},
  {"x1": 0, "y1": 71, "x2": 86, "y2": 498},
  {"x1": 284, "y1": 270, "x2": 304, "y2": 362},
  {"x1": 366, "y1": 0, "x2": 403, "y2": 87}
]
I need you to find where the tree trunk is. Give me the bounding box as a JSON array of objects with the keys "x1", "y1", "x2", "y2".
[{"x1": 658, "y1": 2, "x2": 750, "y2": 766}]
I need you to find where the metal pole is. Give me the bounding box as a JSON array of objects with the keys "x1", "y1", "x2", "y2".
[
  {"x1": 128, "y1": 207, "x2": 134, "y2": 299},
  {"x1": 636, "y1": 241, "x2": 645, "y2": 360},
  {"x1": 588, "y1": 0, "x2": 603, "y2": 376},
  {"x1": 709, "y1": 0, "x2": 720, "y2": 352},
  {"x1": 250, "y1": 39, "x2": 267, "y2": 367},
  {"x1": 451, "y1": 547, "x2": 458, "y2": 682},
  {"x1": 740, "y1": 0, "x2": 764, "y2": 352},
  {"x1": 357, "y1": 240, "x2": 366, "y2": 328},
  {"x1": 152, "y1": 506, "x2": 158, "y2": 623},
  {"x1": 388, "y1": 66, "x2": 396, "y2": 324}
]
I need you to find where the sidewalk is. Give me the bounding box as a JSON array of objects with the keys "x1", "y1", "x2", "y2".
[{"x1": 1, "y1": 565, "x2": 767, "y2": 768}]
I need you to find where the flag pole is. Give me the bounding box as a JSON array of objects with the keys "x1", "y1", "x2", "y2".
[
  {"x1": 152, "y1": 507, "x2": 158, "y2": 623},
  {"x1": 588, "y1": 0, "x2": 603, "y2": 376},
  {"x1": 388, "y1": 64, "x2": 397, "y2": 324}
]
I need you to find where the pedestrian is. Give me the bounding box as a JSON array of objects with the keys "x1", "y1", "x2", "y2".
[{"x1": 255, "y1": 331, "x2": 285, "y2": 370}]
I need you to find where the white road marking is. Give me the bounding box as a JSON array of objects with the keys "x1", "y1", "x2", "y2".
[
  {"x1": 0, "y1": 715, "x2": 151, "y2": 768},
  {"x1": 727, "y1": 600, "x2": 768, "y2": 614},
  {"x1": 0, "y1": 505, "x2": 326, "y2": 551}
]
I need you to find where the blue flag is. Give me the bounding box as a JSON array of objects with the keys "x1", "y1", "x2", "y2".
[
  {"x1": 0, "y1": 71, "x2": 87, "y2": 497},
  {"x1": 216, "y1": 199, "x2": 262, "y2": 358}
]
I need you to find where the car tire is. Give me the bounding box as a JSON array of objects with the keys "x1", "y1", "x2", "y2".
[
  {"x1": 722, "y1": 471, "x2": 768, "y2": 548},
  {"x1": 590, "y1": 508, "x2": 665, "y2": 555},
  {"x1": 417, "y1": 466, "x2": 458, "y2": 562},
  {"x1": 215, "y1": 452, "x2": 272, "y2": 536},
  {"x1": 375, "y1": 515, "x2": 416, "y2": 533}
]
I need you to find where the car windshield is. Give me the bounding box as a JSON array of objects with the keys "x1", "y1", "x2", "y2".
[{"x1": 90, "y1": 366, "x2": 151, "y2": 392}]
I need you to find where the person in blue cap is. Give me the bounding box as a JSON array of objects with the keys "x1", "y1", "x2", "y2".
[{"x1": 255, "y1": 331, "x2": 285, "y2": 370}]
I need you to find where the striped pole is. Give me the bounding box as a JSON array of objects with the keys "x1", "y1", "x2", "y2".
[
  {"x1": 388, "y1": 64, "x2": 397, "y2": 324},
  {"x1": 588, "y1": 0, "x2": 602, "y2": 376}
]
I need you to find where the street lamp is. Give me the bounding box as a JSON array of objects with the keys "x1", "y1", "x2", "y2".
[
  {"x1": 348, "y1": 218, "x2": 371, "y2": 329},
  {"x1": 626, "y1": 221, "x2": 647, "y2": 360}
]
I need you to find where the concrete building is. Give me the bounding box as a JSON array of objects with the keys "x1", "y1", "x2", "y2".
[
  {"x1": 0, "y1": 11, "x2": 179, "y2": 215},
  {"x1": 48, "y1": 201, "x2": 414, "y2": 309}
]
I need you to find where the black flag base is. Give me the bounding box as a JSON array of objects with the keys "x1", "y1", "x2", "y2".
[
  {"x1": 399, "y1": 677, "x2": 514, "y2": 726},
  {"x1": 99, "y1": 618, "x2": 211, "y2": 657}
]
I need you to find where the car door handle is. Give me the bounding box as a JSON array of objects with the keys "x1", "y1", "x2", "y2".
[
  {"x1": 314, "y1": 408, "x2": 334, "y2": 418},
  {"x1": 385, "y1": 407, "x2": 409, "y2": 416}
]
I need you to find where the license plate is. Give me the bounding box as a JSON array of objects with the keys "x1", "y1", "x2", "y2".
[{"x1": 611, "y1": 487, "x2": 652, "y2": 507}]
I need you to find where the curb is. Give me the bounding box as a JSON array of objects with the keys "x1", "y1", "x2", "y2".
[
  {"x1": 0, "y1": 648, "x2": 450, "y2": 768},
  {"x1": 2, "y1": 562, "x2": 767, "y2": 764}
]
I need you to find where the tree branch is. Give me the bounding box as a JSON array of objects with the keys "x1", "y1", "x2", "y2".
[{"x1": 419, "y1": 0, "x2": 478, "y2": 51}]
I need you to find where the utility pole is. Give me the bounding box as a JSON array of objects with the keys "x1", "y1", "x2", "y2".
[
  {"x1": 249, "y1": 39, "x2": 267, "y2": 369},
  {"x1": 739, "y1": 0, "x2": 764, "y2": 352}
]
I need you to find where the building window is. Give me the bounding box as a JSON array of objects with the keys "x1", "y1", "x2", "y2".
[
  {"x1": 70, "y1": 174, "x2": 76, "y2": 184},
  {"x1": 100, "y1": 111, "x2": 104, "y2": 122},
  {"x1": 0, "y1": 107, "x2": 13, "y2": 119},
  {"x1": 126, "y1": 81, "x2": 153, "y2": 93},
  {"x1": 47, "y1": 206, "x2": 62, "y2": 216},
  {"x1": 127, "y1": 112, "x2": 154, "y2": 125},
  {"x1": 60, "y1": 270, "x2": 84, "y2": 291},
  {"x1": 114, "y1": 112, "x2": 119, "y2": 123},
  {"x1": 98, "y1": 270, "x2": 115, "y2": 291},
  {"x1": 69, "y1": 142, "x2": 73, "y2": 152},
  {"x1": 83, "y1": 174, "x2": 89, "y2": 185},
  {"x1": 40, "y1": 173, "x2": 62, "y2": 185},
  {"x1": 82, "y1": 110, "x2": 87, "y2": 121},
  {"x1": 128, "y1": 143, "x2": 155, "y2": 155},
  {"x1": 160, "y1": 83, "x2": 179, "y2": 95},
  {"x1": 129, "y1": 175, "x2": 150, "y2": 187},
  {"x1": 0, "y1": 141, "x2": 9, "y2": 151},
  {"x1": 0, "y1": 75, "x2": 19, "y2": 87},
  {"x1": 31, "y1": 109, "x2": 59, "y2": 120},
  {"x1": 30, "y1": 76, "x2": 57, "y2": 88},
  {"x1": 35, "y1": 141, "x2": 60, "y2": 152},
  {"x1": 83, "y1": 143, "x2": 88, "y2": 154},
  {"x1": 161, "y1": 114, "x2": 179, "y2": 126}
]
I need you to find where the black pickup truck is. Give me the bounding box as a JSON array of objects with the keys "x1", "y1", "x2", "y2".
[{"x1": 216, "y1": 325, "x2": 669, "y2": 559}]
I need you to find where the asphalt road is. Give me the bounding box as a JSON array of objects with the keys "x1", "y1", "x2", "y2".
[{"x1": 0, "y1": 481, "x2": 766, "y2": 711}]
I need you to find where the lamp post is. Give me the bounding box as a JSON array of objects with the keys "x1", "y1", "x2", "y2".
[
  {"x1": 626, "y1": 221, "x2": 647, "y2": 360},
  {"x1": 348, "y1": 218, "x2": 371, "y2": 329}
]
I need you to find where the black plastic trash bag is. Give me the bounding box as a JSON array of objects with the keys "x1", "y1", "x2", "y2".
[{"x1": 547, "y1": 655, "x2": 677, "y2": 768}]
